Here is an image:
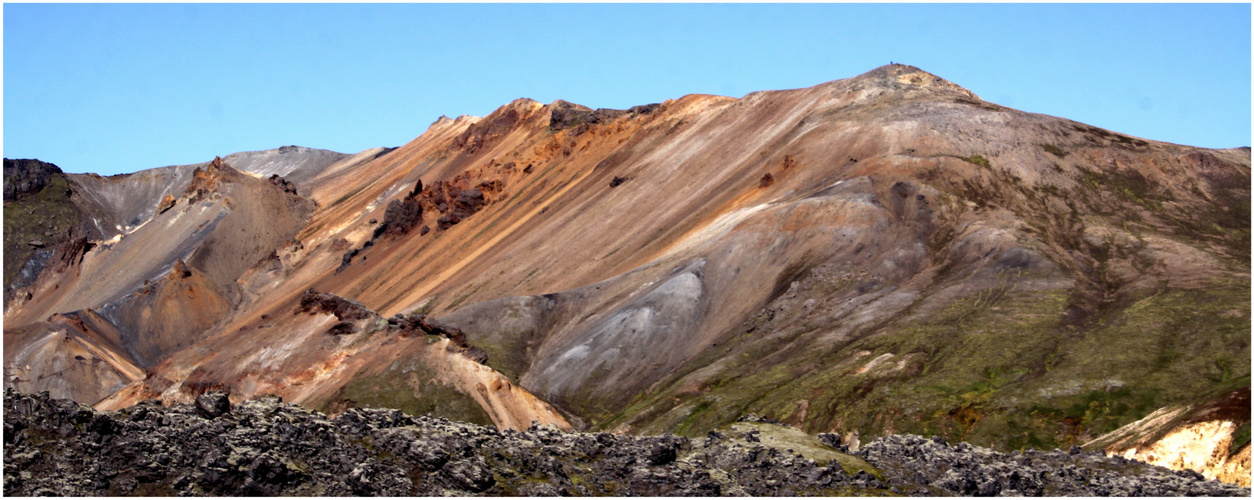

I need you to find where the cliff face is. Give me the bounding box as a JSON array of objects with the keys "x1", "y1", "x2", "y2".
[{"x1": 3, "y1": 65, "x2": 1248, "y2": 481}]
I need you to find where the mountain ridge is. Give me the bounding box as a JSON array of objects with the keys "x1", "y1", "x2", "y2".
[{"x1": 4, "y1": 65, "x2": 1248, "y2": 485}]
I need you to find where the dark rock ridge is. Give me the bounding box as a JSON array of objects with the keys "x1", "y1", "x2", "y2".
[
  {"x1": 340, "y1": 173, "x2": 497, "y2": 270},
  {"x1": 548, "y1": 99, "x2": 660, "y2": 136},
  {"x1": 4, "y1": 390, "x2": 1248, "y2": 497},
  {"x1": 296, "y1": 289, "x2": 484, "y2": 362},
  {"x1": 3, "y1": 158, "x2": 63, "y2": 201}
]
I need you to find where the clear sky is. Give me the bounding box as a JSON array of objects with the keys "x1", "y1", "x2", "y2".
[{"x1": 4, "y1": 3, "x2": 1250, "y2": 175}]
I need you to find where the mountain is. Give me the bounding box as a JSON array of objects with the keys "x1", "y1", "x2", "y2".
[{"x1": 4, "y1": 65, "x2": 1248, "y2": 484}]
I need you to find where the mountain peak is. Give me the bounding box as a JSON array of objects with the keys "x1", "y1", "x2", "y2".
[{"x1": 839, "y1": 64, "x2": 981, "y2": 101}]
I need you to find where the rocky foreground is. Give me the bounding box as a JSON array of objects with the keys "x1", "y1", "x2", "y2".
[{"x1": 3, "y1": 390, "x2": 1247, "y2": 496}]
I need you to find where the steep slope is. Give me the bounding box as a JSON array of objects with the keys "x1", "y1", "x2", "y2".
[
  {"x1": 2, "y1": 159, "x2": 98, "y2": 308},
  {"x1": 4, "y1": 65, "x2": 1247, "y2": 479},
  {"x1": 3, "y1": 157, "x2": 315, "y2": 403},
  {"x1": 3, "y1": 146, "x2": 351, "y2": 311}
]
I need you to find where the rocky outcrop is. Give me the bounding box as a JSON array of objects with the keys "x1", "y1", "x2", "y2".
[
  {"x1": 296, "y1": 289, "x2": 480, "y2": 360},
  {"x1": 4, "y1": 390, "x2": 1249, "y2": 497},
  {"x1": 548, "y1": 100, "x2": 626, "y2": 135},
  {"x1": 3, "y1": 158, "x2": 62, "y2": 201},
  {"x1": 298, "y1": 289, "x2": 376, "y2": 323},
  {"x1": 419, "y1": 178, "x2": 491, "y2": 231},
  {"x1": 380, "y1": 196, "x2": 423, "y2": 237},
  {"x1": 297, "y1": 289, "x2": 380, "y2": 335},
  {"x1": 156, "y1": 194, "x2": 177, "y2": 214},
  {"x1": 183, "y1": 157, "x2": 231, "y2": 203},
  {"x1": 267, "y1": 174, "x2": 299, "y2": 196},
  {"x1": 452, "y1": 101, "x2": 532, "y2": 155}
]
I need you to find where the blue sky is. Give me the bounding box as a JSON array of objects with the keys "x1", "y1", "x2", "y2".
[{"x1": 4, "y1": 3, "x2": 1250, "y2": 175}]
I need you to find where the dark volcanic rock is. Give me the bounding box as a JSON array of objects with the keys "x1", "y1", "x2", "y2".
[
  {"x1": 855, "y1": 434, "x2": 1248, "y2": 496},
  {"x1": 297, "y1": 289, "x2": 375, "y2": 322},
  {"x1": 267, "y1": 174, "x2": 299, "y2": 196},
  {"x1": 194, "y1": 391, "x2": 231, "y2": 419},
  {"x1": 548, "y1": 100, "x2": 627, "y2": 134},
  {"x1": 436, "y1": 213, "x2": 461, "y2": 230},
  {"x1": 381, "y1": 197, "x2": 423, "y2": 237},
  {"x1": 5, "y1": 390, "x2": 1248, "y2": 497},
  {"x1": 378, "y1": 180, "x2": 426, "y2": 238},
  {"x1": 449, "y1": 188, "x2": 486, "y2": 219},
  {"x1": 3, "y1": 158, "x2": 62, "y2": 201}
]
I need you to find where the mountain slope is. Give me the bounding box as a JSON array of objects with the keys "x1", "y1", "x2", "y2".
[{"x1": 3, "y1": 65, "x2": 1248, "y2": 479}]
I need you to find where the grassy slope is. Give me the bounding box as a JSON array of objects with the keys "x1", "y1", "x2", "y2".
[
  {"x1": 600, "y1": 279, "x2": 1247, "y2": 452},
  {"x1": 3, "y1": 174, "x2": 82, "y2": 297}
]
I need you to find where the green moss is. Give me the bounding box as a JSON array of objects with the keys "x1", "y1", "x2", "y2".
[
  {"x1": 724, "y1": 422, "x2": 882, "y2": 478},
  {"x1": 324, "y1": 361, "x2": 493, "y2": 426},
  {"x1": 1039, "y1": 144, "x2": 1067, "y2": 158},
  {"x1": 959, "y1": 154, "x2": 991, "y2": 168},
  {"x1": 674, "y1": 399, "x2": 715, "y2": 436},
  {"x1": 1230, "y1": 420, "x2": 1251, "y2": 456},
  {"x1": 473, "y1": 323, "x2": 535, "y2": 382}
]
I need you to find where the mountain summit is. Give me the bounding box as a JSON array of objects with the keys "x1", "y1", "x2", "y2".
[{"x1": 4, "y1": 66, "x2": 1249, "y2": 485}]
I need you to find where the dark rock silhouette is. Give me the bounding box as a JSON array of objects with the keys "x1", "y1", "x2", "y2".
[{"x1": 3, "y1": 158, "x2": 62, "y2": 201}]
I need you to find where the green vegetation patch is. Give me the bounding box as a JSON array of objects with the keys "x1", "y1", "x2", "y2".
[
  {"x1": 959, "y1": 154, "x2": 991, "y2": 168},
  {"x1": 1230, "y1": 419, "x2": 1251, "y2": 456},
  {"x1": 1039, "y1": 144, "x2": 1067, "y2": 158},
  {"x1": 722, "y1": 422, "x2": 882, "y2": 478},
  {"x1": 323, "y1": 361, "x2": 493, "y2": 426},
  {"x1": 474, "y1": 328, "x2": 534, "y2": 382}
]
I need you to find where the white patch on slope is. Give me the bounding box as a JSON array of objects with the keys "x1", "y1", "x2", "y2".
[{"x1": 529, "y1": 271, "x2": 703, "y2": 397}]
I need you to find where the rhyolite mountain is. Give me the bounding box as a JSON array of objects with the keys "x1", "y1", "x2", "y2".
[{"x1": 4, "y1": 65, "x2": 1249, "y2": 485}]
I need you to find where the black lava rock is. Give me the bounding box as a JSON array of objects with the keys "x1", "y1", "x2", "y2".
[
  {"x1": 3, "y1": 158, "x2": 62, "y2": 201},
  {"x1": 194, "y1": 391, "x2": 231, "y2": 419},
  {"x1": 3, "y1": 389, "x2": 1249, "y2": 497}
]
